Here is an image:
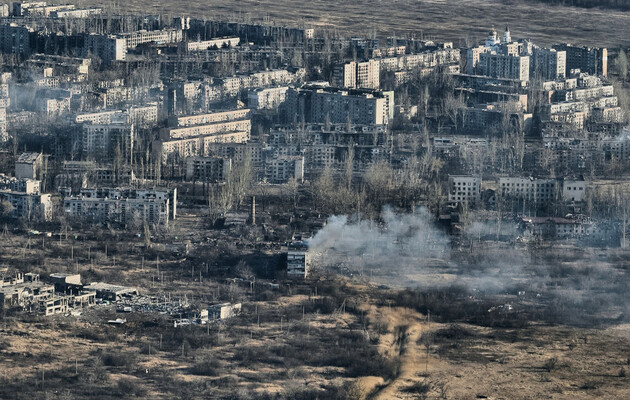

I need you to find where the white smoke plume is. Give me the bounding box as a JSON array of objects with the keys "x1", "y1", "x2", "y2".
[
  {"x1": 307, "y1": 207, "x2": 449, "y2": 281},
  {"x1": 307, "y1": 207, "x2": 630, "y2": 325}
]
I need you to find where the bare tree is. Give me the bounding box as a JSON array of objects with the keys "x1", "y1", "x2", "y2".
[
  {"x1": 616, "y1": 48, "x2": 628, "y2": 82},
  {"x1": 344, "y1": 143, "x2": 355, "y2": 190}
]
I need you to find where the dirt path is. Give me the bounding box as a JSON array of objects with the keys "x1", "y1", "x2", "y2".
[{"x1": 360, "y1": 305, "x2": 438, "y2": 399}]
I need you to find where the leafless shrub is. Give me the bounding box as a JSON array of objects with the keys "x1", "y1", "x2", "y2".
[{"x1": 543, "y1": 357, "x2": 558, "y2": 372}]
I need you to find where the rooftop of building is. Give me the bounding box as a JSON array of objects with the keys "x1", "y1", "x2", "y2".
[{"x1": 16, "y1": 152, "x2": 41, "y2": 164}]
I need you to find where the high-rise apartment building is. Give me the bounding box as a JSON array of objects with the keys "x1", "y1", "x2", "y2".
[
  {"x1": 333, "y1": 59, "x2": 380, "y2": 89},
  {"x1": 478, "y1": 51, "x2": 530, "y2": 81},
  {"x1": 532, "y1": 47, "x2": 566, "y2": 80},
  {"x1": 553, "y1": 44, "x2": 607, "y2": 77}
]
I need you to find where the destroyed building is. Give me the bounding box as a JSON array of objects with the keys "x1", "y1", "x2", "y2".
[
  {"x1": 83, "y1": 282, "x2": 139, "y2": 302},
  {"x1": 285, "y1": 241, "x2": 310, "y2": 279},
  {"x1": 0, "y1": 272, "x2": 95, "y2": 316}
]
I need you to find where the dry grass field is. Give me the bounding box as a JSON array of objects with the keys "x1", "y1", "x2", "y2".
[
  {"x1": 2, "y1": 281, "x2": 630, "y2": 399},
  {"x1": 1, "y1": 204, "x2": 630, "y2": 398},
  {"x1": 83, "y1": 0, "x2": 630, "y2": 47}
]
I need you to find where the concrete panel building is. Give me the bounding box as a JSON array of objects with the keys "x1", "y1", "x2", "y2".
[
  {"x1": 83, "y1": 122, "x2": 134, "y2": 163},
  {"x1": 532, "y1": 47, "x2": 566, "y2": 80},
  {"x1": 553, "y1": 44, "x2": 607, "y2": 77},
  {"x1": 168, "y1": 109, "x2": 251, "y2": 128},
  {"x1": 63, "y1": 188, "x2": 176, "y2": 226},
  {"x1": 185, "y1": 37, "x2": 239, "y2": 52},
  {"x1": 333, "y1": 59, "x2": 380, "y2": 89},
  {"x1": 448, "y1": 175, "x2": 481, "y2": 206},
  {"x1": 287, "y1": 86, "x2": 392, "y2": 126},
  {"x1": 84, "y1": 34, "x2": 127, "y2": 63},
  {"x1": 0, "y1": 106, "x2": 7, "y2": 142},
  {"x1": 499, "y1": 177, "x2": 585, "y2": 204},
  {"x1": 185, "y1": 156, "x2": 232, "y2": 182},
  {"x1": 248, "y1": 87, "x2": 289, "y2": 110},
  {"x1": 15, "y1": 152, "x2": 43, "y2": 180},
  {"x1": 286, "y1": 241, "x2": 310, "y2": 278},
  {"x1": 119, "y1": 29, "x2": 183, "y2": 49},
  {"x1": 0, "y1": 23, "x2": 31, "y2": 57},
  {"x1": 158, "y1": 131, "x2": 251, "y2": 163},
  {"x1": 0, "y1": 188, "x2": 52, "y2": 221},
  {"x1": 478, "y1": 52, "x2": 530, "y2": 81},
  {"x1": 265, "y1": 156, "x2": 304, "y2": 184}
]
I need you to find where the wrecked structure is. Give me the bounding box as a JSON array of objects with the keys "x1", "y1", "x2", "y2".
[
  {"x1": 83, "y1": 282, "x2": 139, "y2": 302},
  {"x1": 285, "y1": 241, "x2": 310, "y2": 278},
  {"x1": 62, "y1": 187, "x2": 177, "y2": 226},
  {"x1": 0, "y1": 272, "x2": 95, "y2": 316}
]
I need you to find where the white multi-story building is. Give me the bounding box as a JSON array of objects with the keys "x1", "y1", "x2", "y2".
[
  {"x1": 0, "y1": 174, "x2": 40, "y2": 194},
  {"x1": 265, "y1": 156, "x2": 304, "y2": 184},
  {"x1": 12, "y1": 1, "x2": 47, "y2": 16},
  {"x1": 333, "y1": 59, "x2": 380, "y2": 89},
  {"x1": 520, "y1": 216, "x2": 595, "y2": 239},
  {"x1": 0, "y1": 174, "x2": 51, "y2": 220},
  {"x1": 0, "y1": 107, "x2": 6, "y2": 142},
  {"x1": 76, "y1": 104, "x2": 158, "y2": 126},
  {"x1": 83, "y1": 123, "x2": 134, "y2": 162},
  {"x1": 75, "y1": 110, "x2": 122, "y2": 125},
  {"x1": 531, "y1": 47, "x2": 566, "y2": 80},
  {"x1": 379, "y1": 48, "x2": 460, "y2": 73},
  {"x1": 119, "y1": 29, "x2": 183, "y2": 49},
  {"x1": 478, "y1": 52, "x2": 530, "y2": 82},
  {"x1": 185, "y1": 37, "x2": 240, "y2": 52},
  {"x1": 158, "y1": 131, "x2": 251, "y2": 162},
  {"x1": 166, "y1": 119, "x2": 252, "y2": 140},
  {"x1": 84, "y1": 34, "x2": 127, "y2": 63},
  {"x1": 213, "y1": 68, "x2": 305, "y2": 97},
  {"x1": 286, "y1": 241, "x2": 310, "y2": 278},
  {"x1": 36, "y1": 97, "x2": 70, "y2": 117},
  {"x1": 499, "y1": 177, "x2": 586, "y2": 203},
  {"x1": 248, "y1": 87, "x2": 289, "y2": 110},
  {"x1": 50, "y1": 8, "x2": 101, "y2": 18},
  {"x1": 185, "y1": 156, "x2": 232, "y2": 182},
  {"x1": 448, "y1": 175, "x2": 481, "y2": 206},
  {"x1": 63, "y1": 188, "x2": 176, "y2": 226},
  {"x1": 168, "y1": 109, "x2": 251, "y2": 127}
]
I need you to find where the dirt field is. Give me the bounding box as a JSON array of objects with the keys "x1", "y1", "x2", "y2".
[
  {"x1": 85, "y1": 0, "x2": 630, "y2": 47},
  {"x1": 362, "y1": 304, "x2": 630, "y2": 399},
  {"x1": 1, "y1": 211, "x2": 630, "y2": 398},
  {"x1": 2, "y1": 287, "x2": 630, "y2": 399}
]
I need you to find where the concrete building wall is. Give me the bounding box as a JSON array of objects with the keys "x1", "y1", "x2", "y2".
[
  {"x1": 478, "y1": 52, "x2": 529, "y2": 81},
  {"x1": 448, "y1": 175, "x2": 481, "y2": 206}
]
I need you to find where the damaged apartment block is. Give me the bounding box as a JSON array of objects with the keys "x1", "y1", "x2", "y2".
[
  {"x1": 0, "y1": 272, "x2": 95, "y2": 316},
  {"x1": 285, "y1": 239, "x2": 311, "y2": 279}
]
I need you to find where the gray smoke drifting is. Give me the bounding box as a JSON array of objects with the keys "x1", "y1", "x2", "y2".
[
  {"x1": 307, "y1": 207, "x2": 448, "y2": 280},
  {"x1": 308, "y1": 206, "x2": 447, "y2": 268},
  {"x1": 307, "y1": 207, "x2": 630, "y2": 325},
  {"x1": 307, "y1": 206, "x2": 525, "y2": 290}
]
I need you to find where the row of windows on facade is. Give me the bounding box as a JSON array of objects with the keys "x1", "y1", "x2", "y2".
[{"x1": 501, "y1": 182, "x2": 555, "y2": 187}]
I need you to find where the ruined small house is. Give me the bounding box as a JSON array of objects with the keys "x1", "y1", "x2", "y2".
[{"x1": 202, "y1": 303, "x2": 242, "y2": 321}]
